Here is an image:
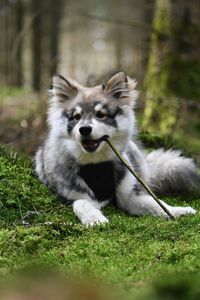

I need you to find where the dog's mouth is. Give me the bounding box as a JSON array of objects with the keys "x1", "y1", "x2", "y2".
[{"x1": 81, "y1": 136, "x2": 108, "y2": 152}]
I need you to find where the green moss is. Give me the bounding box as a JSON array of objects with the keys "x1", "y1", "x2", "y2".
[
  {"x1": 0, "y1": 145, "x2": 200, "y2": 294},
  {"x1": 139, "y1": 130, "x2": 199, "y2": 159},
  {"x1": 139, "y1": 131, "x2": 175, "y2": 150}
]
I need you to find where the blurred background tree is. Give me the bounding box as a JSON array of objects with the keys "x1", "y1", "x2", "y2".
[
  {"x1": 0, "y1": 0, "x2": 199, "y2": 158},
  {"x1": 143, "y1": 0, "x2": 200, "y2": 136}
]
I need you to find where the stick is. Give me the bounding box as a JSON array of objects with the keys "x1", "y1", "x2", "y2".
[{"x1": 104, "y1": 137, "x2": 175, "y2": 220}]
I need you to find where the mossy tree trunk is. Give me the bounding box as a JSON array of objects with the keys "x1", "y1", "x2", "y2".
[
  {"x1": 143, "y1": 0, "x2": 178, "y2": 136},
  {"x1": 143, "y1": 0, "x2": 200, "y2": 136}
]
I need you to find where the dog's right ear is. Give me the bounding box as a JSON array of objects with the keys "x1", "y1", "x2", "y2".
[{"x1": 51, "y1": 75, "x2": 78, "y2": 102}]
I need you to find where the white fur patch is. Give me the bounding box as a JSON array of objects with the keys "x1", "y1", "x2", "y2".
[
  {"x1": 94, "y1": 103, "x2": 103, "y2": 111},
  {"x1": 74, "y1": 106, "x2": 82, "y2": 114},
  {"x1": 117, "y1": 192, "x2": 196, "y2": 219},
  {"x1": 116, "y1": 171, "x2": 137, "y2": 207},
  {"x1": 73, "y1": 199, "x2": 108, "y2": 226}
]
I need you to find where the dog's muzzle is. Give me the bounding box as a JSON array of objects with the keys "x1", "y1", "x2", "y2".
[{"x1": 81, "y1": 135, "x2": 109, "y2": 153}]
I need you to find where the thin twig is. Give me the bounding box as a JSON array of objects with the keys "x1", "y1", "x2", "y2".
[{"x1": 104, "y1": 137, "x2": 175, "y2": 220}]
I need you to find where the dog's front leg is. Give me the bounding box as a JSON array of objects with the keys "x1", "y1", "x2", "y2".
[
  {"x1": 116, "y1": 171, "x2": 196, "y2": 218},
  {"x1": 50, "y1": 173, "x2": 109, "y2": 226}
]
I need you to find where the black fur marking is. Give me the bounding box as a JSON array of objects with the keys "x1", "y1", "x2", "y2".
[
  {"x1": 55, "y1": 92, "x2": 69, "y2": 101},
  {"x1": 114, "y1": 161, "x2": 126, "y2": 185},
  {"x1": 67, "y1": 118, "x2": 79, "y2": 134},
  {"x1": 57, "y1": 74, "x2": 78, "y2": 93},
  {"x1": 79, "y1": 161, "x2": 116, "y2": 202},
  {"x1": 60, "y1": 198, "x2": 74, "y2": 205},
  {"x1": 96, "y1": 106, "x2": 122, "y2": 128},
  {"x1": 155, "y1": 169, "x2": 200, "y2": 196},
  {"x1": 55, "y1": 172, "x2": 95, "y2": 203},
  {"x1": 62, "y1": 111, "x2": 68, "y2": 118},
  {"x1": 113, "y1": 91, "x2": 122, "y2": 99},
  {"x1": 133, "y1": 184, "x2": 141, "y2": 195},
  {"x1": 107, "y1": 107, "x2": 122, "y2": 118},
  {"x1": 57, "y1": 74, "x2": 69, "y2": 83},
  {"x1": 127, "y1": 150, "x2": 141, "y2": 176},
  {"x1": 74, "y1": 183, "x2": 95, "y2": 199},
  {"x1": 98, "y1": 116, "x2": 118, "y2": 128}
]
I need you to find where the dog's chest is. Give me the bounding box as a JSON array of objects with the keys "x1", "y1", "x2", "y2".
[{"x1": 79, "y1": 161, "x2": 115, "y2": 201}]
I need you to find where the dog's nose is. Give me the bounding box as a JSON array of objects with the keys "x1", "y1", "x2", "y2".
[{"x1": 79, "y1": 125, "x2": 92, "y2": 137}]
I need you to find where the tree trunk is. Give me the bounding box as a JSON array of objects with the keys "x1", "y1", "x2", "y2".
[
  {"x1": 13, "y1": 0, "x2": 24, "y2": 86},
  {"x1": 142, "y1": 0, "x2": 178, "y2": 136},
  {"x1": 143, "y1": 0, "x2": 200, "y2": 136},
  {"x1": 31, "y1": 0, "x2": 42, "y2": 91},
  {"x1": 4, "y1": 0, "x2": 9, "y2": 85},
  {"x1": 49, "y1": 0, "x2": 62, "y2": 77}
]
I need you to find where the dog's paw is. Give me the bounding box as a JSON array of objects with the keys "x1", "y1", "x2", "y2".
[
  {"x1": 73, "y1": 199, "x2": 109, "y2": 227},
  {"x1": 82, "y1": 214, "x2": 109, "y2": 227},
  {"x1": 172, "y1": 206, "x2": 196, "y2": 218}
]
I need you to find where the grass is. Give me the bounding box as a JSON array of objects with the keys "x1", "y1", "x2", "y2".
[{"x1": 0, "y1": 145, "x2": 200, "y2": 298}]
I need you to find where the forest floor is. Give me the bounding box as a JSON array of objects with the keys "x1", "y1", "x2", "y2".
[{"x1": 0, "y1": 145, "x2": 200, "y2": 299}]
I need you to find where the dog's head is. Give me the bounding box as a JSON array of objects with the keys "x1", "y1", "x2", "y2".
[{"x1": 48, "y1": 72, "x2": 138, "y2": 160}]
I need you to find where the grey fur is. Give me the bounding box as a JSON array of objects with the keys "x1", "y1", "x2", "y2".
[{"x1": 146, "y1": 149, "x2": 200, "y2": 194}]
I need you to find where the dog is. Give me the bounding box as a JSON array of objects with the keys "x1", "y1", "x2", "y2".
[{"x1": 35, "y1": 71, "x2": 199, "y2": 226}]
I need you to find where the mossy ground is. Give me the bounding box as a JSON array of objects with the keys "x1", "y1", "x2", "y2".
[{"x1": 0, "y1": 145, "x2": 200, "y2": 298}]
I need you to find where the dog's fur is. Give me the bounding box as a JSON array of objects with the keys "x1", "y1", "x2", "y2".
[{"x1": 35, "y1": 72, "x2": 199, "y2": 226}]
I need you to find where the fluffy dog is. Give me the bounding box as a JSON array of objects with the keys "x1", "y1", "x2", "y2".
[{"x1": 35, "y1": 72, "x2": 199, "y2": 225}]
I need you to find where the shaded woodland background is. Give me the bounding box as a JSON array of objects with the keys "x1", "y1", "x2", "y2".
[{"x1": 0, "y1": 0, "x2": 199, "y2": 159}]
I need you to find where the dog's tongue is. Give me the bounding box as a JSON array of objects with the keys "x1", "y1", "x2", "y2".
[{"x1": 82, "y1": 139, "x2": 98, "y2": 152}]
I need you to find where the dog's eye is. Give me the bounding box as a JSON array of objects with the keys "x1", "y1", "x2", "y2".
[
  {"x1": 73, "y1": 113, "x2": 81, "y2": 121},
  {"x1": 96, "y1": 111, "x2": 106, "y2": 119}
]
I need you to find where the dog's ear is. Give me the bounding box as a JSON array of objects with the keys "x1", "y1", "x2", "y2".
[
  {"x1": 102, "y1": 71, "x2": 138, "y2": 107},
  {"x1": 102, "y1": 71, "x2": 138, "y2": 102},
  {"x1": 51, "y1": 75, "x2": 78, "y2": 102},
  {"x1": 102, "y1": 71, "x2": 127, "y2": 99}
]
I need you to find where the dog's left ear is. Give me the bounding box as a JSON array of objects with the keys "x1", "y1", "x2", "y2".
[
  {"x1": 51, "y1": 75, "x2": 78, "y2": 102},
  {"x1": 102, "y1": 71, "x2": 138, "y2": 105}
]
